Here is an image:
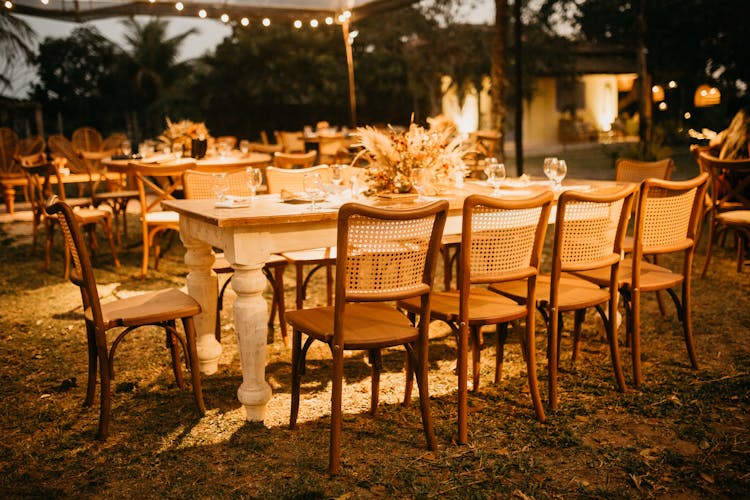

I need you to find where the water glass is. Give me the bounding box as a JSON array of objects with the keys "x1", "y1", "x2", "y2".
[
  {"x1": 553, "y1": 160, "x2": 567, "y2": 189},
  {"x1": 246, "y1": 167, "x2": 262, "y2": 200},
  {"x1": 211, "y1": 172, "x2": 229, "y2": 202},
  {"x1": 484, "y1": 158, "x2": 506, "y2": 196},
  {"x1": 543, "y1": 157, "x2": 559, "y2": 185},
  {"x1": 303, "y1": 172, "x2": 323, "y2": 211},
  {"x1": 330, "y1": 164, "x2": 344, "y2": 186},
  {"x1": 239, "y1": 140, "x2": 251, "y2": 155},
  {"x1": 411, "y1": 167, "x2": 429, "y2": 201}
]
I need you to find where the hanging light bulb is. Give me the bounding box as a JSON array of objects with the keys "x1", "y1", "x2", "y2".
[
  {"x1": 175, "y1": 2, "x2": 184, "y2": 11},
  {"x1": 262, "y1": 18, "x2": 271, "y2": 27},
  {"x1": 310, "y1": 19, "x2": 318, "y2": 28},
  {"x1": 325, "y1": 17, "x2": 334, "y2": 25},
  {"x1": 4, "y1": 0, "x2": 13, "y2": 8},
  {"x1": 241, "y1": 17, "x2": 249, "y2": 26},
  {"x1": 198, "y1": 9, "x2": 207, "y2": 18},
  {"x1": 293, "y1": 19, "x2": 302, "y2": 29},
  {"x1": 220, "y1": 13, "x2": 229, "y2": 23}
]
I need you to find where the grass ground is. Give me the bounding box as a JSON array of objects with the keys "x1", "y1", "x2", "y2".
[{"x1": 0, "y1": 147, "x2": 747, "y2": 498}]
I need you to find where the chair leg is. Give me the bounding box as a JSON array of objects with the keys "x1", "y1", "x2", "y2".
[
  {"x1": 547, "y1": 306, "x2": 559, "y2": 410},
  {"x1": 602, "y1": 296, "x2": 627, "y2": 392},
  {"x1": 402, "y1": 311, "x2": 416, "y2": 407},
  {"x1": 369, "y1": 349, "x2": 382, "y2": 415},
  {"x1": 101, "y1": 215, "x2": 120, "y2": 268},
  {"x1": 700, "y1": 217, "x2": 717, "y2": 278},
  {"x1": 329, "y1": 345, "x2": 345, "y2": 475},
  {"x1": 181, "y1": 317, "x2": 206, "y2": 413},
  {"x1": 412, "y1": 332, "x2": 437, "y2": 452},
  {"x1": 290, "y1": 329, "x2": 303, "y2": 429},
  {"x1": 495, "y1": 322, "x2": 509, "y2": 384},
  {"x1": 96, "y1": 344, "x2": 112, "y2": 440},
  {"x1": 678, "y1": 280, "x2": 700, "y2": 371},
  {"x1": 440, "y1": 245, "x2": 452, "y2": 291},
  {"x1": 274, "y1": 265, "x2": 288, "y2": 343},
  {"x1": 456, "y1": 321, "x2": 469, "y2": 444},
  {"x1": 166, "y1": 321, "x2": 185, "y2": 389},
  {"x1": 521, "y1": 313, "x2": 545, "y2": 423},
  {"x1": 85, "y1": 323, "x2": 98, "y2": 407},
  {"x1": 571, "y1": 309, "x2": 586, "y2": 365}
]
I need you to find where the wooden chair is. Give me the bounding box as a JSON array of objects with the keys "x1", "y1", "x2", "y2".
[
  {"x1": 318, "y1": 134, "x2": 351, "y2": 164},
  {"x1": 398, "y1": 192, "x2": 553, "y2": 443},
  {"x1": 697, "y1": 151, "x2": 750, "y2": 276},
  {"x1": 615, "y1": 158, "x2": 674, "y2": 184},
  {"x1": 274, "y1": 130, "x2": 306, "y2": 153},
  {"x1": 0, "y1": 127, "x2": 26, "y2": 214},
  {"x1": 490, "y1": 184, "x2": 636, "y2": 410},
  {"x1": 286, "y1": 200, "x2": 448, "y2": 474},
  {"x1": 101, "y1": 133, "x2": 129, "y2": 153},
  {"x1": 45, "y1": 196, "x2": 204, "y2": 440},
  {"x1": 23, "y1": 161, "x2": 120, "y2": 279},
  {"x1": 182, "y1": 169, "x2": 289, "y2": 343},
  {"x1": 18, "y1": 134, "x2": 46, "y2": 157},
  {"x1": 571, "y1": 174, "x2": 709, "y2": 387},
  {"x1": 265, "y1": 165, "x2": 338, "y2": 321},
  {"x1": 273, "y1": 151, "x2": 317, "y2": 169},
  {"x1": 72, "y1": 126, "x2": 104, "y2": 153}
]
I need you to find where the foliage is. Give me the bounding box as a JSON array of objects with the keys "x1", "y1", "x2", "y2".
[{"x1": 0, "y1": 11, "x2": 35, "y2": 91}]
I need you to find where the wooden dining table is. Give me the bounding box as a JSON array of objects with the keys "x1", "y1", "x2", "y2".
[{"x1": 162, "y1": 177, "x2": 633, "y2": 424}]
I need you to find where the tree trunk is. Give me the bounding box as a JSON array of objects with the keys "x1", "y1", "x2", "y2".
[
  {"x1": 636, "y1": 0, "x2": 652, "y2": 157},
  {"x1": 513, "y1": 0, "x2": 524, "y2": 175},
  {"x1": 492, "y1": 0, "x2": 509, "y2": 163}
]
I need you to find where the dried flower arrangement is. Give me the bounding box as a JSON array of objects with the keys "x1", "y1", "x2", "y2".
[{"x1": 159, "y1": 118, "x2": 211, "y2": 150}]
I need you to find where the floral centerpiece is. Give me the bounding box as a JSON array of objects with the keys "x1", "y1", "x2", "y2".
[
  {"x1": 158, "y1": 118, "x2": 211, "y2": 152},
  {"x1": 352, "y1": 119, "x2": 467, "y2": 195}
]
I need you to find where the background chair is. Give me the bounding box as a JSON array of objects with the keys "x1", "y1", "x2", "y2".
[
  {"x1": 398, "y1": 192, "x2": 553, "y2": 443},
  {"x1": 490, "y1": 185, "x2": 636, "y2": 410},
  {"x1": 45, "y1": 197, "x2": 204, "y2": 440},
  {"x1": 274, "y1": 130, "x2": 306, "y2": 153},
  {"x1": 697, "y1": 151, "x2": 750, "y2": 276},
  {"x1": 317, "y1": 134, "x2": 351, "y2": 164},
  {"x1": 614, "y1": 158, "x2": 674, "y2": 184},
  {"x1": 273, "y1": 151, "x2": 317, "y2": 169},
  {"x1": 572, "y1": 174, "x2": 709, "y2": 387},
  {"x1": 0, "y1": 127, "x2": 26, "y2": 214},
  {"x1": 23, "y1": 161, "x2": 119, "y2": 279},
  {"x1": 286, "y1": 200, "x2": 448, "y2": 474},
  {"x1": 182, "y1": 168, "x2": 289, "y2": 343}
]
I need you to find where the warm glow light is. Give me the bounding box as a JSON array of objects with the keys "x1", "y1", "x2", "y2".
[
  {"x1": 262, "y1": 17, "x2": 271, "y2": 26},
  {"x1": 293, "y1": 19, "x2": 302, "y2": 28},
  {"x1": 616, "y1": 74, "x2": 637, "y2": 92},
  {"x1": 4, "y1": 0, "x2": 12, "y2": 8},
  {"x1": 658, "y1": 101, "x2": 668, "y2": 111},
  {"x1": 325, "y1": 16, "x2": 334, "y2": 25},
  {"x1": 220, "y1": 13, "x2": 229, "y2": 23},
  {"x1": 241, "y1": 17, "x2": 249, "y2": 26},
  {"x1": 668, "y1": 80, "x2": 677, "y2": 89},
  {"x1": 684, "y1": 112, "x2": 692, "y2": 119},
  {"x1": 694, "y1": 84, "x2": 721, "y2": 107},
  {"x1": 310, "y1": 19, "x2": 318, "y2": 27},
  {"x1": 651, "y1": 84, "x2": 665, "y2": 102},
  {"x1": 41, "y1": 0, "x2": 49, "y2": 4},
  {"x1": 148, "y1": 0, "x2": 155, "y2": 3},
  {"x1": 198, "y1": 9, "x2": 207, "y2": 18},
  {"x1": 343, "y1": 10, "x2": 351, "y2": 18},
  {"x1": 175, "y1": 2, "x2": 184, "y2": 11},
  {"x1": 338, "y1": 14, "x2": 346, "y2": 22}
]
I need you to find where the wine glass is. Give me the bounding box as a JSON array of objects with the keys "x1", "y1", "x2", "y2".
[
  {"x1": 543, "y1": 157, "x2": 559, "y2": 186},
  {"x1": 411, "y1": 167, "x2": 429, "y2": 201},
  {"x1": 330, "y1": 164, "x2": 344, "y2": 186},
  {"x1": 246, "y1": 167, "x2": 262, "y2": 201},
  {"x1": 484, "y1": 158, "x2": 506, "y2": 196},
  {"x1": 552, "y1": 159, "x2": 567, "y2": 189},
  {"x1": 239, "y1": 140, "x2": 251, "y2": 155},
  {"x1": 303, "y1": 172, "x2": 323, "y2": 211},
  {"x1": 211, "y1": 172, "x2": 229, "y2": 203},
  {"x1": 173, "y1": 142, "x2": 183, "y2": 159}
]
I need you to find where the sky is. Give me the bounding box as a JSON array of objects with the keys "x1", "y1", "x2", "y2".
[{"x1": 7, "y1": 0, "x2": 495, "y2": 98}]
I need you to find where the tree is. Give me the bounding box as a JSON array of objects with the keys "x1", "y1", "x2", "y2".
[
  {"x1": 492, "y1": 0, "x2": 509, "y2": 162},
  {"x1": 0, "y1": 10, "x2": 35, "y2": 92}
]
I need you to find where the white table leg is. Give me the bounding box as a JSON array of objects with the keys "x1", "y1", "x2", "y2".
[
  {"x1": 181, "y1": 232, "x2": 222, "y2": 375},
  {"x1": 229, "y1": 262, "x2": 273, "y2": 421}
]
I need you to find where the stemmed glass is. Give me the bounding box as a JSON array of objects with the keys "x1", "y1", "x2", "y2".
[
  {"x1": 211, "y1": 172, "x2": 229, "y2": 203},
  {"x1": 552, "y1": 159, "x2": 567, "y2": 189},
  {"x1": 239, "y1": 140, "x2": 251, "y2": 155},
  {"x1": 411, "y1": 167, "x2": 429, "y2": 201},
  {"x1": 303, "y1": 172, "x2": 323, "y2": 211},
  {"x1": 330, "y1": 164, "x2": 344, "y2": 186},
  {"x1": 543, "y1": 157, "x2": 559, "y2": 186},
  {"x1": 246, "y1": 167, "x2": 262, "y2": 201},
  {"x1": 484, "y1": 158, "x2": 506, "y2": 196}
]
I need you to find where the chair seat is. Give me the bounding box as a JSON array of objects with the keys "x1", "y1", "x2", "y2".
[
  {"x1": 73, "y1": 207, "x2": 112, "y2": 223},
  {"x1": 441, "y1": 233, "x2": 461, "y2": 245},
  {"x1": 490, "y1": 274, "x2": 610, "y2": 311},
  {"x1": 400, "y1": 288, "x2": 527, "y2": 325},
  {"x1": 285, "y1": 302, "x2": 419, "y2": 350},
  {"x1": 90, "y1": 288, "x2": 201, "y2": 328},
  {"x1": 145, "y1": 210, "x2": 180, "y2": 223},
  {"x1": 279, "y1": 247, "x2": 336, "y2": 263},
  {"x1": 94, "y1": 189, "x2": 139, "y2": 202},
  {"x1": 717, "y1": 210, "x2": 750, "y2": 225},
  {"x1": 573, "y1": 258, "x2": 684, "y2": 292}
]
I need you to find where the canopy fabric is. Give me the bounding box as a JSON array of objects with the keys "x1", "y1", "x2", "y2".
[{"x1": 10, "y1": 0, "x2": 416, "y2": 23}]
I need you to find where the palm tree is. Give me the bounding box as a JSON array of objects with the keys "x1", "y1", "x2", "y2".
[
  {"x1": 118, "y1": 17, "x2": 198, "y2": 140},
  {"x1": 0, "y1": 10, "x2": 35, "y2": 91},
  {"x1": 491, "y1": 0, "x2": 509, "y2": 162}
]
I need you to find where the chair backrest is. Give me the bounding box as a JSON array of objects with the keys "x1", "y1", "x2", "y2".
[
  {"x1": 265, "y1": 165, "x2": 331, "y2": 194},
  {"x1": 182, "y1": 169, "x2": 254, "y2": 199},
  {"x1": 273, "y1": 150, "x2": 317, "y2": 169},
  {"x1": 469, "y1": 130, "x2": 501, "y2": 158},
  {"x1": 615, "y1": 158, "x2": 674, "y2": 183},
  {"x1": 18, "y1": 135, "x2": 46, "y2": 157},
  {"x1": 45, "y1": 197, "x2": 104, "y2": 328},
  {"x1": 318, "y1": 134, "x2": 349, "y2": 160},
  {"x1": 335, "y1": 201, "x2": 448, "y2": 316},
  {"x1": 631, "y1": 173, "x2": 709, "y2": 263},
  {"x1": 697, "y1": 151, "x2": 750, "y2": 213},
  {"x1": 48, "y1": 134, "x2": 91, "y2": 175},
  {"x1": 460, "y1": 192, "x2": 553, "y2": 289},
  {"x1": 274, "y1": 130, "x2": 306, "y2": 153},
  {"x1": 72, "y1": 127, "x2": 104, "y2": 153},
  {"x1": 0, "y1": 127, "x2": 20, "y2": 175},
  {"x1": 552, "y1": 184, "x2": 636, "y2": 276},
  {"x1": 101, "y1": 133, "x2": 128, "y2": 154}
]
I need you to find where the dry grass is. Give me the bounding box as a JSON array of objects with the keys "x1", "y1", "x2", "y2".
[{"x1": 0, "y1": 205, "x2": 748, "y2": 499}]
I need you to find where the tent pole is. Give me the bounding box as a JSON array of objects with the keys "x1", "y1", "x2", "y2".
[{"x1": 342, "y1": 20, "x2": 357, "y2": 127}]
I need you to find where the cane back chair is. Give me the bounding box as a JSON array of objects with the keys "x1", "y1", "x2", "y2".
[
  {"x1": 490, "y1": 184, "x2": 636, "y2": 410},
  {"x1": 45, "y1": 197, "x2": 205, "y2": 439},
  {"x1": 398, "y1": 192, "x2": 553, "y2": 443},
  {"x1": 286, "y1": 200, "x2": 448, "y2": 474}
]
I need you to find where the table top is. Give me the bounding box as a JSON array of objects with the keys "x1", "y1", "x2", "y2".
[
  {"x1": 162, "y1": 178, "x2": 632, "y2": 229},
  {"x1": 103, "y1": 151, "x2": 271, "y2": 173}
]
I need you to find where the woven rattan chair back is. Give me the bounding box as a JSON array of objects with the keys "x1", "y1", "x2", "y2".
[
  {"x1": 72, "y1": 126, "x2": 104, "y2": 153},
  {"x1": 0, "y1": 127, "x2": 20, "y2": 175},
  {"x1": 18, "y1": 134, "x2": 45, "y2": 157},
  {"x1": 615, "y1": 158, "x2": 674, "y2": 183},
  {"x1": 182, "y1": 169, "x2": 254, "y2": 199},
  {"x1": 274, "y1": 130, "x2": 306, "y2": 153},
  {"x1": 272, "y1": 150, "x2": 317, "y2": 169},
  {"x1": 48, "y1": 134, "x2": 91, "y2": 175},
  {"x1": 265, "y1": 165, "x2": 331, "y2": 194},
  {"x1": 101, "y1": 133, "x2": 128, "y2": 153}
]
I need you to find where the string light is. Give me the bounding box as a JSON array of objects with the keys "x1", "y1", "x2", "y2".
[
  {"x1": 198, "y1": 9, "x2": 206, "y2": 18},
  {"x1": 262, "y1": 17, "x2": 271, "y2": 27},
  {"x1": 293, "y1": 19, "x2": 302, "y2": 28},
  {"x1": 310, "y1": 19, "x2": 318, "y2": 28},
  {"x1": 241, "y1": 17, "x2": 249, "y2": 26},
  {"x1": 220, "y1": 13, "x2": 229, "y2": 23},
  {"x1": 325, "y1": 16, "x2": 334, "y2": 25},
  {"x1": 4, "y1": 1, "x2": 12, "y2": 8},
  {"x1": 175, "y1": 2, "x2": 184, "y2": 11},
  {"x1": 668, "y1": 80, "x2": 678, "y2": 89},
  {"x1": 41, "y1": 0, "x2": 49, "y2": 5},
  {"x1": 148, "y1": 0, "x2": 155, "y2": 3}
]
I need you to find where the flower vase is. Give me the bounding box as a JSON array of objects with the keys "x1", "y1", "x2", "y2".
[{"x1": 191, "y1": 138, "x2": 207, "y2": 159}]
